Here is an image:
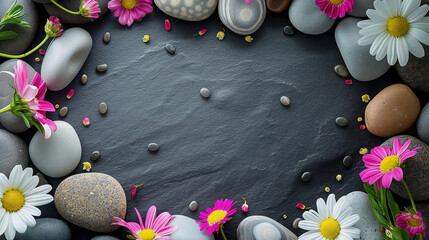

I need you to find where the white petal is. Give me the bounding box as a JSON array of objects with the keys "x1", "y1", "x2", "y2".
[
  {"x1": 5, "y1": 216, "x2": 16, "y2": 240},
  {"x1": 8, "y1": 165, "x2": 23, "y2": 188},
  {"x1": 401, "y1": 0, "x2": 421, "y2": 16},
  {"x1": 359, "y1": 24, "x2": 386, "y2": 36},
  {"x1": 367, "y1": 9, "x2": 389, "y2": 23},
  {"x1": 303, "y1": 210, "x2": 323, "y2": 223},
  {"x1": 0, "y1": 210, "x2": 8, "y2": 236},
  {"x1": 332, "y1": 196, "x2": 346, "y2": 219},
  {"x1": 341, "y1": 227, "x2": 361, "y2": 238},
  {"x1": 370, "y1": 31, "x2": 389, "y2": 55},
  {"x1": 298, "y1": 220, "x2": 320, "y2": 230},
  {"x1": 21, "y1": 205, "x2": 41, "y2": 217},
  {"x1": 316, "y1": 198, "x2": 328, "y2": 220},
  {"x1": 374, "y1": 0, "x2": 393, "y2": 18},
  {"x1": 397, "y1": 37, "x2": 410, "y2": 66},
  {"x1": 21, "y1": 176, "x2": 38, "y2": 196},
  {"x1": 375, "y1": 35, "x2": 391, "y2": 61},
  {"x1": 28, "y1": 184, "x2": 52, "y2": 196},
  {"x1": 357, "y1": 19, "x2": 377, "y2": 29},
  {"x1": 411, "y1": 17, "x2": 429, "y2": 32},
  {"x1": 25, "y1": 194, "x2": 53, "y2": 206},
  {"x1": 337, "y1": 232, "x2": 353, "y2": 240},
  {"x1": 358, "y1": 34, "x2": 378, "y2": 46},
  {"x1": 0, "y1": 173, "x2": 8, "y2": 193},
  {"x1": 17, "y1": 210, "x2": 36, "y2": 228},
  {"x1": 339, "y1": 214, "x2": 360, "y2": 228},
  {"x1": 407, "y1": 5, "x2": 429, "y2": 23},
  {"x1": 326, "y1": 194, "x2": 336, "y2": 217},
  {"x1": 405, "y1": 33, "x2": 425, "y2": 57},
  {"x1": 11, "y1": 212, "x2": 27, "y2": 233},
  {"x1": 299, "y1": 230, "x2": 323, "y2": 240},
  {"x1": 20, "y1": 167, "x2": 33, "y2": 183},
  {"x1": 337, "y1": 207, "x2": 353, "y2": 222},
  {"x1": 409, "y1": 27, "x2": 429, "y2": 45},
  {"x1": 387, "y1": 37, "x2": 398, "y2": 65},
  {"x1": 384, "y1": 0, "x2": 400, "y2": 16}
]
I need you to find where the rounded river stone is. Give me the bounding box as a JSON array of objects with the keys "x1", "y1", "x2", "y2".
[
  {"x1": 103, "y1": 32, "x2": 111, "y2": 43},
  {"x1": 335, "y1": 117, "x2": 348, "y2": 127},
  {"x1": 14, "y1": 218, "x2": 71, "y2": 240},
  {"x1": 189, "y1": 200, "x2": 198, "y2": 211},
  {"x1": 154, "y1": 0, "x2": 218, "y2": 21},
  {"x1": 283, "y1": 26, "x2": 294, "y2": 36},
  {"x1": 417, "y1": 103, "x2": 429, "y2": 145},
  {"x1": 395, "y1": 45, "x2": 429, "y2": 93},
  {"x1": 97, "y1": 64, "x2": 108, "y2": 72},
  {"x1": 44, "y1": 0, "x2": 109, "y2": 24},
  {"x1": 267, "y1": 0, "x2": 291, "y2": 12},
  {"x1": 381, "y1": 135, "x2": 429, "y2": 201},
  {"x1": 59, "y1": 107, "x2": 68, "y2": 117},
  {"x1": 99, "y1": 102, "x2": 108, "y2": 114},
  {"x1": 236, "y1": 215, "x2": 297, "y2": 240},
  {"x1": 292, "y1": 218, "x2": 301, "y2": 229},
  {"x1": 148, "y1": 143, "x2": 160, "y2": 152},
  {"x1": 343, "y1": 155, "x2": 352, "y2": 167},
  {"x1": 169, "y1": 215, "x2": 214, "y2": 240},
  {"x1": 301, "y1": 171, "x2": 311, "y2": 182},
  {"x1": 200, "y1": 88, "x2": 211, "y2": 98},
  {"x1": 165, "y1": 44, "x2": 176, "y2": 54},
  {"x1": 280, "y1": 96, "x2": 290, "y2": 106},
  {"x1": 334, "y1": 64, "x2": 349, "y2": 77},
  {"x1": 0, "y1": 129, "x2": 29, "y2": 177},
  {"x1": 288, "y1": 0, "x2": 334, "y2": 35},
  {"x1": 54, "y1": 173, "x2": 127, "y2": 232},
  {"x1": 218, "y1": 0, "x2": 266, "y2": 35},
  {"x1": 90, "y1": 151, "x2": 100, "y2": 161},
  {"x1": 347, "y1": 0, "x2": 374, "y2": 17},
  {"x1": 0, "y1": 0, "x2": 39, "y2": 55}
]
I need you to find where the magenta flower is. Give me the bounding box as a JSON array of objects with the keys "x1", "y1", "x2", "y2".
[
  {"x1": 196, "y1": 199, "x2": 237, "y2": 235},
  {"x1": 112, "y1": 206, "x2": 177, "y2": 240},
  {"x1": 315, "y1": 0, "x2": 353, "y2": 19},
  {"x1": 108, "y1": 0, "x2": 153, "y2": 26},
  {"x1": 360, "y1": 138, "x2": 421, "y2": 190},
  {"x1": 396, "y1": 211, "x2": 426, "y2": 238},
  {"x1": 130, "y1": 183, "x2": 144, "y2": 198},
  {"x1": 44, "y1": 16, "x2": 64, "y2": 37},
  {"x1": 80, "y1": 0, "x2": 101, "y2": 19}
]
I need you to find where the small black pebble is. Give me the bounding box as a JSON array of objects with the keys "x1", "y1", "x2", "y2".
[
  {"x1": 283, "y1": 26, "x2": 294, "y2": 36},
  {"x1": 301, "y1": 172, "x2": 311, "y2": 182},
  {"x1": 343, "y1": 155, "x2": 353, "y2": 167},
  {"x1": 90, "y1": 151, "x2": 100, "y2": 161}
]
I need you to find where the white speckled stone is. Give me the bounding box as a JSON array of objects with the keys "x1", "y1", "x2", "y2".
[
  {"x1": 237, "y1": 216, "x2": 297, "y2": 240},
  {"x1": 348, "y1": 0, "x2": 374, "y2": 17},
  {"x1": 343, "y1": 191, "x2": 384, "y2": 239},
  {"x1": 169, "y1": 215, "x2": 214, "y2": 240},
  {"x1": 155, "y1": 0, "x2": 218, "y2": 21},
  {"x1": 288, "y1": 0, "x2": 335, "y2": 35},
  {"x1": 335, "y1": 17, "x2": 390, "y2": 81},
  {"x1": 29, "y1": 121, "x2": 82, "y2": 178},
  {"x1": 253, "y1": 222, "x2": 281, "y2": 240},
  {"x1": 41, "y1": 28, "x2": 92, "y2": 91},
  {"x1": 218, "y1": 0, "x2": 266, "y2": 35}
]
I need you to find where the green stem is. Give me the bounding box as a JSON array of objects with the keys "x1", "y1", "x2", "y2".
[
  {"x1": 220, "y1": 223, "x2": 227, "y2": 240},
  {"x1": 50, "y1": 0, "x2": 81, "y2": 15},
  {"x1": 402, "y1": 180, "x2": 417, "y2": 212},
  {"x1": 0, "y1": 104, "x2": 12, "y2": 114},
  {"x1": 0, "y1": 35, "x2": 49, "y2": 59}
]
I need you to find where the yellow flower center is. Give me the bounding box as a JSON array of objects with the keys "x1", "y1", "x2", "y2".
[
  {"x1": 407, "y1": 217, "x2": 421, "y2": 227},
  {"x1": 121, "y1": 0, "x2": 138, "y2": 9},
  {"x1": 320, "y1": 218, "x2": 341, "y2": 239},
  {"x1": 138, "y1": 229, "x2": 156, "y2": 240},
  {"x1": 387, "y1": 16, "x2": 409, "y2": 37},
  {"x1": 380, "y1": 155, "x2": 400, "y2": 173},
  {"x1": 1, "y1": 189, "x2": 25, "y2": 212},
  {"x1": 207, "y1": 210, "x2": 227, "y2": 225},
  {"x1": 329, "y1": 0, "x2": 344, "y2": 5}
]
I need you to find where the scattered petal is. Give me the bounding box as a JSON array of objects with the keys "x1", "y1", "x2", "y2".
[
  {"x1": 39, "y1": 49, "x2": 45, "y2": 55},
  {"x1": 67, "y1": 89, "x2": 74, "y2": 99},
  {"x1": 359, "y1": 147, "x2": 369, "y2": 155},
  {"x1": 336, "y1": 174, "x2": 342, "y2": 181},
  {"x1": 83, "y1": 117, "x2": 90, "y2": 127},
  {"x1": 35, "y1": 57, "x2": 40, "y2": 62},
  {"x1": 296, "y1": 203, "x2": 310, "y2": 210},
  {"x1": 241, "y1": 197, "x2": 248, "y2": 213},
  {"x1": 244, "y1": 35, "x2": 253, "y2": 42},
  {"x1": 83, "y1": 162, "x2": 91, "y2": 171},
  {"x1": 217, "y1": 28, "x2": 225, "y2": 40},
  {"x1": 361, "y1": 94, "x2": 370, "y2": 103},
  {"x1": 142, "y1": 35, "x2": 150, "y2": 43},
  {"x1": 55, "y1": 104, "x2": 59, "y2": 109},
  {"x1": 194, "y1": 29, "x2": 207, "y2": 36},
  {"x1": 130, "y1": 183, "x2": 144, "y2": 198},
  {"x1": 325, "y1": 187, "x2": 330, "y2": 192},
  {"x1": 283, "y1": 214, "x2": 287, "y2": 219},
  {"x1": 360, "y1": 124, "x2": 366, "y2": 130},
  {"x1": 345, "y1": 79, "x2": 352, "y2": 85},
  {"x1": 165, "y1": 19, "x2": 171, "y2": 31},
  {"x1": 357, "y1": 117, "x2": 363, "y2": 122}
]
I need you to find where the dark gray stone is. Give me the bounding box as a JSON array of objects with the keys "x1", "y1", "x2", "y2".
[
  {"x1": 165, "y1": 44, "x2": 176, "y2": 54},
  {"x1": 0, "y1": 60, "x2": 37, "y2": 133},
  {"x1": 343, "y1": 155, "x2": 352, "y2": 167},
  {"x1": 14, "y1": 218, "x2": 71, "y2": 240},
  {"x1": 0, "y1": 129, "x2": 29, "y2": 177},
  {"x1": 417, "y1": 103, "x2": 429, "y2": 145},
  {"x1": 148, "y1": 143, "x2": 159, "y2": 152},
  {"x1": 236, "y1": 216, "x2": 297, "y2": 240},
  {"x1": 99, "y1": 102, "x2": 108, "y2": 114},
  {"x1": 334, "y1": 64, "x2": 349, "y2": 77},
  {"x1": 59, "y1": 106, "x2": 68, "y2": 117},
  {"x1": 103, "y1": 32, "x2": 111, "y2": 43},
  {"x1": 283, "y1": 26, "x2": 294, "y2": 36},
  {"x1": 44, "y1": 0, "x2": 109, "y2": 25},
  {"x1": 0, "y1": 0, "x2": 39, "y2": 55},
  {"x1": 90, "y1": 150, "x2": 100, "y2": 161},
  {"x1": 381, "y1": 135, "x2": 429, "y2": 201},
  {"x1": 96, "y1": 64, "x2": 108, "y2": 72},
  {"x1": 91, "y1": 236, "x2": 120, "y2": 240},
  {"x1": 301, "y1": 171, "x2": 311, "y2": 182},
  {"x1": 335, "y1": 117, "x2": 349, "y2": 127},
  {"x1": 36, "y1": 172, "x2": 49, "y2": 187}
]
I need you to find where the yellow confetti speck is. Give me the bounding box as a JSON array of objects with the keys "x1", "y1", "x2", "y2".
[
  {"x1": 283, "y1": 214, "x2": 287, "y2": 219},
  {"x1": 357, "y1": 117, "x2": 363, "y2": 122},
  {"x1": 217, "y1": 29, "x2": 225, "y2": 40},
  {"x1": 244, "y1": 35, "x2": 253, "y2": 42},
  {"x1": 35, "y1": 57, "x2": 40, "y2": 62},
  {"x1": 83, "y1": 162, "x2": 91, "y2": 171},
  {"x1": 336, "y1": 174, "x2": 342, "y2": 181},
  {"x1": 325, "y1": 187, "x2": 330, "y2": 193},
  {"x1": 142, "y1": 35, "x2": 150, "y2": 43},
  {"x1": 361, "y1": 94, "x2": 370, "y2": 103},
  {"x1": 359, "y1": 148, "x2": 369, "y2": 155},
  {"x1": 55, "y1": 104, "x2": 59, "y2": 109}
]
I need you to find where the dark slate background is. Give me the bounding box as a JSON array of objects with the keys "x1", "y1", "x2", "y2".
[{"x1": 1, "y1": 3, "x2": 428, "y2": 240}]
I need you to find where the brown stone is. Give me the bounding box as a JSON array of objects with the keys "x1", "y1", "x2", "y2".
[
  {"x1": 381, "y1": 135, "x2": 429, "y2": 201},
  {"x1": 365, "y1": 84, "x2": 420, "y2": 137},
  {"x1": 54, "y1": 173, "x2": 127, "y2": 233},
  {"x1": 395, "y1": 45, "x2": 429, "y2": 93},
  {"x1": 422, "y1": 0, "x2": 429, "y2": 5},
  {"x1": 266, "y1": 0, "x2": 291, "y2": 12}
]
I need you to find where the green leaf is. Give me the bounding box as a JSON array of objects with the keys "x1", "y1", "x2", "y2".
[
  {"x1": 0, "y1": 30, "x2": 18, "y2": 41},
  {"x1": 364, "y1": 182, "x2": 376, "y2": 198},
  {"x1": 380, "y1": 187, "x2": 391, "y2": 223},
  {"x1": 10, "y1": 5, "x2": 23, "y2": 15},
  {"x1": 368, "y1": 195, "x2": 391, "y2": 228},
  {"x1": 387, "y1": 190, "x2": 401, "y2": 218},
  {"x1": 5, "y1": 0, "x2": 17, "y2": 15}
]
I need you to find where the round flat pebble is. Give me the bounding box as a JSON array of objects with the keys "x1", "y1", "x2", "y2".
[
  {"x1": 200, "y1": 88, "x2": 210, "y2": 98},
  {"x1": 335, "y1": 117, "x2": 349, "y2": 127},
  {"x1": 103, "y1": 32, "x2": 111, "y2": 43},
  {"x1": 301, "y1": 171, "x2": 311, "y2": 182},
  {"x1": 99, "y1": 102, "x2": 108, "y2": 114},
  {"x1": 96, "y1": 64, "x2": 108, "y2": 72},
  {"x1": 148, "y1": 143, "x2": 159, "y2": 152},
  {"x1": 189, "y1": 201, "x2": 198, "y2": 211},
  {"x1": 81, "y1": 74, "x2": 88, "y2": 84},
  {"x1": 90, "y1": 151, "x2": 100, "y2": 161},
  {"x1": 343, "y1": 155, "x2": 353, "y2": 167},
  {"x1": 283, "y1": 26, "x2": 294, "y2": 36},
  {"x1": 165, "y1": 44, "x2": 176, "y2": 54},
  {"x1": 292, "y1": 218, "x2": 302, "y2": 229},
  {"x1": 59, "y1": 107, "x2": 68, "y2": 117},
  {"x1": 334, "y1": 64, "x2": 349, "y2": 78},
  {"x1": 280, "y1": 96, "x2": 290, "y2": 106}
]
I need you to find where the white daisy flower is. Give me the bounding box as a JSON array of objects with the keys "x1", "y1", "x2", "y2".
[
  {"x1": 0, "y1": 165, "x2": 53, "y2": 240},
  {"x1": 357, "y1": 0, "x2": 429, "y2": 66},
  {"x1": 298, "y1": 194, "x2": 360, "y2": 240}
]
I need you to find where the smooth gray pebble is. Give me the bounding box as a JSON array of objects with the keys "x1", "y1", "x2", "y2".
[
  {"x1": 103, "y1": 32, "x2": 111, "y2": 43},
  {"x1": 96, "y1": 64, "x2": 108, "y2": 72},
  {"x1": 280, "y1": 96, "x2": 290, "y2": 106},
  {"x1": 334, "y1": 64, "x2": 349, "y2": 78},
  {"x1": 165, "y1": 44, "x2": 176, "y2": 54},
  {"x1": 81, "y1": 74, "x2": 88, "y2": 84},
  {"x1": 189, "y1": 201, "x2": 198, "y2": 211},
  {"x1": 200, "y1": 88, "x2": 210, "y2": 98},
  {"x1": 99, "y1": 102, "x2": 108, "y2": 114},
  {"x1": 283, "y1": 26, "x2": 294, "y2": 35},
  {"x1": 292, "y1": 218, "x2": 302, "y2": 229},
  {"x1": 343, "y1": 155, "x2": 353, "y2": 167},
  {"x1": 59, "y1": 107, "x2": 68, "y2": 117},
  {"x1": 148, "y1": 143, "x2": 159, "y2": 152},
  {"x1": 301, "y1": 172, "x2": 311, "y2": 182},
  {"x1": 335, "y1": 117, "x2": 349, "y2": 127}
]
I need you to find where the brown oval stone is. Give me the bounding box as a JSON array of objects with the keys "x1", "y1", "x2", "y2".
[
  {"x1": 365, "y1": 84, "x2": 420, "y2": 137},
  {"x1": 54, "y1": 173, "x2": 126, "y2": 233},
  {"x1": 395, "y1": 46, "x2": 429, "y2": 93},
  {"x1": 266, "y1": 0, "x2": 291, "y2": 12}
]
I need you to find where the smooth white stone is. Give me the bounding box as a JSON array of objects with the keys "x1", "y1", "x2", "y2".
[
  {"x1": 253, "y1": 222, "x2": 281, "y2": 240},
  {"x1": 288, "y1": 0, "x2": 335, "y2": 35},
  {"x1": 218, "y1": 0, "x2": 266, "y2": 35},
  {"x1": 169, "y1": 215, "x2": 214, "y2": 240}
]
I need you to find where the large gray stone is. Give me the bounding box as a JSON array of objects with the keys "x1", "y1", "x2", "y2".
[
  {"x1": 218, "y1": 0, "x2": 266, "y2": 35},
  {"x1": 288, "y1": 0, "x2": 335, "y2": 35},
  {"x1": 55, "y1": 173, "x2": 127, "y2": 233},
  {"x1": 236, "y1": 216, "x2": 297, "y2": 240},
  {"x1": 348, "y1": 0, "x2": 374, "y2": 17},
  {"x1": 417, "y1": 103, "x2": 429, "y2": 145},
  {"x1": 29, "y1": 121, "x2": 82, "y2": 178},
  {"x1": 335, "y1": 17, "x2": 390, "y2": 81},
  {"x1": 44, "y1": 0, "x2": 109, "y2": 24},
  {"x1": 155, "y1": 0, "x2": 217, "y2": 21},
  {"x1": 0, "y1": 129, "x2": 28, "y2": 177},
  {"x1": 395, "y1": 45, "x2": 429, "y2": 93},
  {"x1": 343, "y1": 191, "x2": 384, "y2": 239},
  {"x1": 0, "y1": 59, "x2": 36, "y2": 133},
  {"x1": 14, "y1": 218, "x2": 71, "y2": 240},
  {"x1": 169, "y1": 215, "x2": 214, "y2": 240},
  {"x1": 41, "y1": 28, "x2": 92, "y2": 91},
  {"x1": 381, "y1": 135, "x2": 429, "y2": 201},
  {"x1": 0, "y1": 0, "x2": 39, "y2": 55}
]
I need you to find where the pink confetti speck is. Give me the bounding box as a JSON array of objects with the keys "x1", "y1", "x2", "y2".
[
  {"x1": 360, "y1": 125, "x2": 366, "y2": 130},
  {"x1": 39, "y1": 49, "x2": 45, "y2": 55},
  {"x1": 345, "y1": 79, "x2": 352, "y2": 85},
  {"x1": 83, "y1": 117, "x2": 90, "y2": 127},
  {"x1": 165, "y1": 19, "x2": 171, "y2": 31},
  {"x1": 66, "y1": 89, "x2": 74, "y2": 99}
]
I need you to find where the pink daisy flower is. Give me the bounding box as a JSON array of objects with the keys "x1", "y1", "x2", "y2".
[
  {"x1": 396, "y1": 211, "x2": 426, "y2": 238},
  {"x1": 112, "y1": 206, "x2": 177, "y2": 240},
  {"x1": 196, "y1": 199, "x2": 237, "y2": 235},
  {"x1": 360, "y1": 138, "x2": 421, "y2": 190},
  {"x1": 315, "y1": 0, "x2": 354, "y2": 19},
  {"x1": 108, "y1": 0, "x2": 153, "y2": 26},
  {"x1": 80, "y1": 0, "x2": 101, "y2": 19}
]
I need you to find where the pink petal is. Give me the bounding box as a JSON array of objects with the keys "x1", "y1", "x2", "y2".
[
  {"x1": 31, "y1": 73, "x2": 47, "y2": 100},
  {"x1": 42, "y1": 124, "x2": 52, "y2": 139},
  {"x1": 135, "y1": 208, "x2": 145, "y2": 229},
  {"x1": 392, "y1": 167, "x2": 403, "y2": 181},
  {"x1": 156, "y1": 225, "x2": 178, "y2": 236},
  {"x1": 145, "y1": 206, "x2": 157, "y2": 230},
  {"x1": 14, "y1": 60, "x2": 29, "y2": 95},
  {"x1": 382, "y1": 171, "x2": 393, "y2": 189},
  {"x1": 21, "y1": 85, "x2": 38, "y2": 101},
  {"x1": 399, "y1": 150, "x2": 418, "y2": 163},
  {"x1": 165, "y1": 19, "x2": 171, "y2": 31},
  {"x1": 398, "y1": 139, "x2": 412, "y2": 156},
  {"x1": 66, "y1": 89, "x2": 74, "y2": 99},
  {"x1": 39, "y1": 49, "x2": 45, "y2": 55},
  {"x1": 245, "y1": 0, "x2": 252, "y2": 5},
  {"x1": 345, "y1": 79, "x2": 352, "y2": 85},
  {"x1": 152, "y1": 212, "x2": 173, "y2": 232},
  {"x1": 118, "y1": 9, "x2": 130, "y2": 25},
  {"x1": 371, "y1": 146, "x2": 388, "y2": 159},
  {"x1": 36, "y1": 100, "x2": 55, "y2": 112},
  {"x1": 392, "y1": 138, "x2": 402, "y2": 155}
]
